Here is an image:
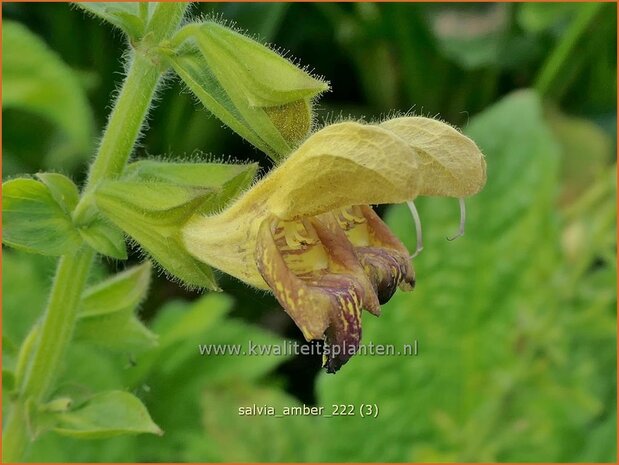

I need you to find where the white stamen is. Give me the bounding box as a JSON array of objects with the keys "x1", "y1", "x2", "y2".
[
  {"x1": 406, "y1": 200, "x2": 423, "y2": 259},
  {"x1": 447, "y1": 197, "x2": 466, "y2": 241}
]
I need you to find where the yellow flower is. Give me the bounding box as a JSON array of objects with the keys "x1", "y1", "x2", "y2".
[{"x1": 183, "y1": 117, "x2": 486, "y2": 372}]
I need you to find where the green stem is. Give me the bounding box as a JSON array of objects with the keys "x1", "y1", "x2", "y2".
[
  {"x1": 86, "y1": 2, "x2": 188, "y2": 189},
  {"x1": 84, "y1": 54, "x2": 161, "y2": 189},
  {"x1": 2, "y1": 401, "x2": 30, "y2": 464},
  {"x1": 3, "y1": 250, "x2": 94, "y2": 462},
  {"x1": 19, "y1": 250, "x2": 94, "y2": 399},
  {"x1": 534, "y1": 3, "x2": 604, "y2": 97},
  {"x1": 2, "y1": 4, "x2": 188, "y2": 462}
]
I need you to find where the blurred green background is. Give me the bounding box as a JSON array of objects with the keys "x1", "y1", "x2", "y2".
[{"x1": 2, "y1": 2, "x2": 617, "y2": 462}]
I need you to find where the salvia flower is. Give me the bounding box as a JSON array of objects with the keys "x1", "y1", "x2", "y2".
[{"x1": 183, "y1": 116, "x2": 486, "y2": 372}]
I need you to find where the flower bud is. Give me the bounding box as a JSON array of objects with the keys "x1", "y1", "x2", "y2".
[{"x1": 166, "y1": 21, "x2": 329, "y2": 160}]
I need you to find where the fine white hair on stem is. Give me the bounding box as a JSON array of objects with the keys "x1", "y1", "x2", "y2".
[
  {"x1": 406, "y1": 200, "x2": 424, "y2": 259},
  {"x1": 447, "y1": 197, "x2": 466, "y2": 241}
]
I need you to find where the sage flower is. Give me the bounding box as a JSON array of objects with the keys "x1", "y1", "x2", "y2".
[{"x1": 183, "y1": 117, "x2": 486, "y2": 372}]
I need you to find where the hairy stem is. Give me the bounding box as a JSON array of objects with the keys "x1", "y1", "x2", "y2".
[
  {"x1": 2, "y1": 4, "x2": 188, "y2": 461},
  {"x1": 86, "y1": 2, "x2": 188, "y2": 189},
  {"x1": 84, "y1": 54, "x2": 161, "y2": 189},
  {"x1": 19, "y1": 249, "x2": 94, "y2": 400}
]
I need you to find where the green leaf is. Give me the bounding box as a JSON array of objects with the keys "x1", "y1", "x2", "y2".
[
  {"x1": 545, "y1": 107, "x2": 613, "y2": 204},
  {"x1": 186, "y1": 383, "x2": 319, "y2": 462},
  {"x1": 155, "y1": 294, "x2": 233, "y2": 350},
  {"x1": 35, "y1": 173, "x2": 79, "y2": 213},
  {"x1": 80, "y1": 263, "x2": 151, "y2": 318},
  {"x1": 52, "y1": 391, "x2": 162, "y2": 438},
  {"x1": 25, "y1": 342, "x2": 138, "y2": 461},
  {"x1": 2, "y1": 21, "x2": 93, "y2": 165},
  {"x1": 196, "y1": 319, "x2": 293, "y2": 383},
  {"x1": 56, "y1": 344, "x2": 126, "y2": 399},
  {"x1": 74, "y1": 263, "x2": 156, "y2": 352},
  {"x1": 2, "y1": 178, "x2": 82, "y2": 255},
  {"x1": 155, "y1": 298, "x2": 288, "y2": 382},
  {"x1": 79, "y1": 219, "x2": 127, "y2": 260},
  {"x1": 27, "y1": 434, "x2": 137, "y2": 463},
  {"x1": 74, "y1": 312, "x2": 158, "y2": 353},
  {"x1": 130, "y1": 295, "x2": 299, "y2": 462},
  {"x1": 127, "y1": 293, "x2": 291, "y2": 389},
  {"x1": 125, "y1": 294, "x2": 233, "y2": 385},
  {"x1": 1, "y1": 251, "x2": 56, "y2": 344},
  {"x1": 75, "y1": 2, "x2": 150, "y2": 39}
]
